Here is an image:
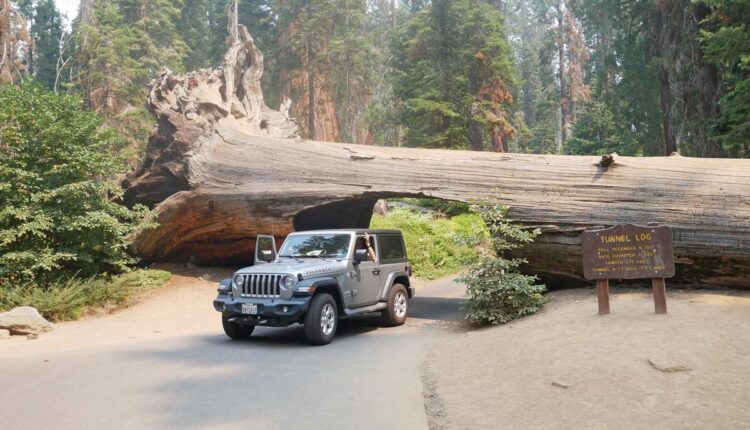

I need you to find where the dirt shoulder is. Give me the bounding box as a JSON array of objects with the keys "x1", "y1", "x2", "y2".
[
  {"x1": 0, "y1": 264, "x2": 234, "y2": 357},
  {"x1": 426, "y1": 288, "x2": 750, "y2": 430}
]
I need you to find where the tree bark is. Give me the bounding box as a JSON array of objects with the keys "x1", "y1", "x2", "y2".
[
  {"x1": 653, "y1": 6, "x2": 678, "y2": 156},
  {"x1": 0, "y1": 0, "x2": 29, "y2": 83},
  {"x1": 391, "y1": 0, "x2": 397, "y2": 29},
  {"x1": 658, "y1": 66, "x2": 677, "y2": 155},
  {"x1": 556, "y1": 0, "x2": 570, "y2": 150},
  {"x1": 125, "y1": 25, "x2": 750, "y2": 289},
  {"x1": 278, "y1": 3, "x2": 340, "y2": 142}
]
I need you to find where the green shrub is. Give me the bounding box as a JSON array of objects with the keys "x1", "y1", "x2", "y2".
[
  {"x1": 0, "y1": 82, "x2": 152, "y2": 286},
  {"x1": 0, "y1": 269, "x2": 171, "y2": 321},
  {"x1": 458, "y1": 204, "x2": 547, "y2": 325},
  {"x1": 371, "y1": 209, "x2": 490, "y2": 279}
]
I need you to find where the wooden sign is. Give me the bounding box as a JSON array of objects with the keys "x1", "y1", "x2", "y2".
[
  {"x1": 582, "y1": 224, "x2": 675, "y2": 280},
  {"x1": 582, "y1": 224, "x2": 675, "y2": 315}
]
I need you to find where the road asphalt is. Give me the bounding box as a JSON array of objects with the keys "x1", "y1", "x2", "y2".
[{"x1": 0, "y1": 271, "x2": 466, "y2": 430}]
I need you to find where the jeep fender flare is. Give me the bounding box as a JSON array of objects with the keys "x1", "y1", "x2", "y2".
[
  {"x1": 380, "y1": 271, "x2": 412, "y2": 301},
  {"x1": 297, "y1": 276, "x2": 345, "y2": 312}
]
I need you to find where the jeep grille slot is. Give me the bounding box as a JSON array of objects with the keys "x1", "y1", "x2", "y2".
[{"x1": 241, "y1": 274, "x2": 281, "y2": 298}]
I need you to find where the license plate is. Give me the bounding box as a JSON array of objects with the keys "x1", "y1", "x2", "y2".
[{"x1": 242, "y1": 304, "x2": 258, "y2": 315}]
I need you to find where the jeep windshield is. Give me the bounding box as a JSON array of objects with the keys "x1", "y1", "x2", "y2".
[{"x1": 278, "y1": 233, "x2": 351, "y2": 259}]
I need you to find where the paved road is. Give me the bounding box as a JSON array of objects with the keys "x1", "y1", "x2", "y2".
[{"x1": 0, "y1": 271, "x2": 466, "y2": 430}]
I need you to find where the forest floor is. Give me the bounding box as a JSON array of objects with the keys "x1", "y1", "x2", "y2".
[
  {"x1": 1, "y1": 266, "x2": 748, "y2": 429},
  {"x1": 427, "y1": 287, "x2": 750, "y2": 429}
]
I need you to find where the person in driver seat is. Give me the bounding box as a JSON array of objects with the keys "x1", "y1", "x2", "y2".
[{"x1": 355, "y1": 232, "x2": 377, "y2": 261}]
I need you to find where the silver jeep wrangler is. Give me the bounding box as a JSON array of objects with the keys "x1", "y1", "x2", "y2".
[{"x1": 213, "y1": 229, "x2": 414, "y2": 345}]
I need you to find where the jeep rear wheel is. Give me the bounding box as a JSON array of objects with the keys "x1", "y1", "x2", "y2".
[
  {"x1": 304, "y1": 293, "x2": 338, "y2": 345},
  {"x1": 222, "y1": 313, "x2": 255, "y2": 340},
  {"x1": 383, "y1": 284, "x2": 409, "y2": 326}
]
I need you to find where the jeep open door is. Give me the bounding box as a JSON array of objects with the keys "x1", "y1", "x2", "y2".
[
  {"x1": 255, "y1": 235, "x2": 277, "y2": 264},
  {"x1": 350, "y1": 234, "x2": 382, "y2": 307}
]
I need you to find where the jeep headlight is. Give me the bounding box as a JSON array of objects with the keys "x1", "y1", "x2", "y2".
[
  {"x1": 282, "y1": 275, "x2": 296, "y2": 290},
  {"x1": 232, "y1": 274, "x2": 244, "y2": 288}
]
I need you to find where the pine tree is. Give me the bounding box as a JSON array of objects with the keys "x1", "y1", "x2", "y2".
[
  {"x1": 73, "y1": 0, "x2": 188, "y2": 113},
  {"x1": 180, "y1": 0, "x2": 212, "y2": 71},
  {"x1": 277, "y1": 0, "x2": 341, "y2": 141},
  {"x1": 699, "y1": 0, "x2": 750, "y2": 157},
  {"x1": 564, "y1": 100, "x2": 620, "y2": 155},
  {"x1": 117, "y1": 0, "x2": 188, "y2": 76},
  {"x1": 360, "y1": 0, "x2": 401, "y2": 146},
  {"x1": 503, "y1": 0, "x2": 559, "y2": 154},
  {"x1": 73, "y1": 0, "x2": 140, "y2": 113},
  {"x1": 328, "y1": 0, "x2": 374, "y2": 144},
  {"x1": 30, "y1": 0, "x2": 63, "y2": 89},
  {"x1": 392, "y1": 0, "x2": 516, "y2": 151}
]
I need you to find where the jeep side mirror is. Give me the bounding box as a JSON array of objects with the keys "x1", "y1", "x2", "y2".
[
  {"x1": 353, "y1": 249, "x2": 369, "y2": 264},
  {"x1": 260, "y1": 249, "x2": 274, "y2": 262}
]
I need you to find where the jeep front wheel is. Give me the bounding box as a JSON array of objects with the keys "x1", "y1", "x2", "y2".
[
  {"x1": 222, "y1": 313, "x2": 255, "y2": 340},
  {"x1": 383, "y1": 284, "x2": 409, "y2": 326},
  {"x1": 304, "y1": 293, "x2": 338, "y2": 345}
]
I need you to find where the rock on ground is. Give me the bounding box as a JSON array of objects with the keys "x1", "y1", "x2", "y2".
[
  {"x1": 373, "y1": 199, "x2": 389, "y2": 216},
  {"x1": 0, "y1": 307, "x2": 54, "y2": 336}
]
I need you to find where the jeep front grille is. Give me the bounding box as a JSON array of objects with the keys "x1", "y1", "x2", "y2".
[{"x1": 239, "y1": 274, "x2": 282, "y2": 298}]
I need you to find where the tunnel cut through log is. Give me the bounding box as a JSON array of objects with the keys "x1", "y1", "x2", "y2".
[
  {"x1": 124, "y1": 25, "x2": 750, "y2": 288},
  {"x1": 127, "y1": 127, "x2": 750, "y2": 287},
  {"x1": 293, "y1": 198, "x2": 378, "y2": 231}
]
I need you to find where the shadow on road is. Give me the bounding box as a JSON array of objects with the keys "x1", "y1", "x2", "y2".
[
  {"x1": 116, "y1": 278, "x2": 468, "y2": 428},
  {"x1": 409, "y1": 296, "x2": 465, "y2": 322},
  {"x1": 230, "y1": 316, "x2": 383, "y2": 346},
  {"x1": 117, "y1": 321, "x2": 425, "y2": 429}
]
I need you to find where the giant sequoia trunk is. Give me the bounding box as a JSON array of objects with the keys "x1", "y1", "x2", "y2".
[
  {"x1": 278, "y1": 9, "x2": 340, "y2": 142},
  {"x1": 125, "y1": 25, "x2": 750, "y2": 288}
]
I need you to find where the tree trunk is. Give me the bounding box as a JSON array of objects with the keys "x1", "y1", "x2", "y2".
[
  {"x1": 278, "y1": 3, "x2": 340, "y2": 142},
  {"x1": 124, "y1": 25, "x2": 750, "y2": 289},
  {"x1": 658, "y1": 66, "x2": 677, "y2": 155},
  {"x1": 228, "y1": 0, "x2": 239, "y2": 45},
  {"x1": 653, "y1": 5, "x2": 678, "y2": 156},
  {"x1": 0, "y1": 0, "x2": 29, "y2": 84},
  {"x1": 556, "y1": 0, "x2": 570, "y2": 150},
  {"x1": 467, "y1": 115, "x2": 484, "y2": 151},
  {"x1": 79, "y1": 0, "x2": 94, "y2": 25}
]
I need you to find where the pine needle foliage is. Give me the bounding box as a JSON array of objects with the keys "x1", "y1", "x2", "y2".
[
  {"x1": 0, "y1": 82, "x2": 152, "y2": 286},
  {"x1": 458, "y1": 204, "x2": 546, "y2": 325},
  {"x1": 392, "y1": 0, "x2": 516, "y2": 150},
  {"x1": 698, "y1": 0, "x2": 750, "y2": 157}
]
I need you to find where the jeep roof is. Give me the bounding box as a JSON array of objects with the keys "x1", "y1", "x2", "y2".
[{"x1": 290, "y1": 229, "x2": 403, "y2": 235}]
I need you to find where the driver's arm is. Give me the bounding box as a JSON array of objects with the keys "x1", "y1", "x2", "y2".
[{"x1": 364, "y1": 233, "x2": 377, "y2": 261}]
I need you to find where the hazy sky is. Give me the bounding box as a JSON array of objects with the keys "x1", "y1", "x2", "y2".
[{"x1": 55, "y1": 0, "x2": 79, "y2": 24}]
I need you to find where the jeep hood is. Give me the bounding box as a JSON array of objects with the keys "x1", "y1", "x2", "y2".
[{"x1": 235, "y1": 259, "x2": 348, "y2": 278}]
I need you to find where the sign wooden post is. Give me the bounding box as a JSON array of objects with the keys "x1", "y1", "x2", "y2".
[
  {"x1": 582, "y1": 224, "x2": 675, "y2": 315},
  {"x1": 596, "y1": 279, "x2": 610, "y2": 315},
  {"x1": 652, "y1": 278, "x2": 667, "y2": 314}
]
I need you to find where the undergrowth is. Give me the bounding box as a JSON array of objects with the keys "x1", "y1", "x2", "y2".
[
  {"x1": 0, "y1": 269, "x2": 172, "y2": 322},
  {"x1": 371, "y1": 208, "x2": 490, "y2": 279}
]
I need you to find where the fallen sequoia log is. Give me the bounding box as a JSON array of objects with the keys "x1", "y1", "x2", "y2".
[{"x1": 124, "y1": 26, "x2": 750, "y2": 288}]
